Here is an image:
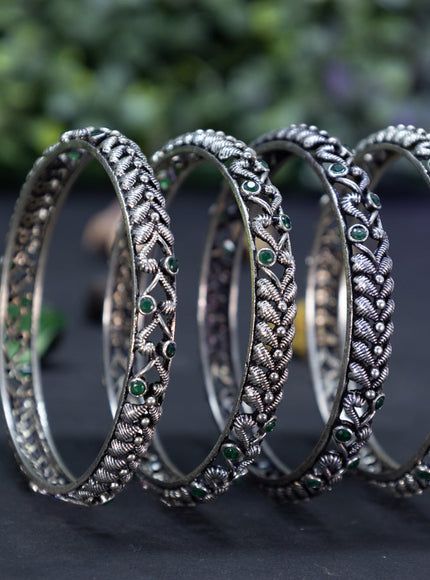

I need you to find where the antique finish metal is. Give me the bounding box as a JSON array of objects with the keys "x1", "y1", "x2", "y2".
[
  {"x1": 203, "y1": 124, "x2": 394, "y2": 501},
  {"x1": 0, "y1": 127, "x2": 176, "y2": 505},
  {"x1": 105, "y1": 129, "x2": 296, "y2": 506}
]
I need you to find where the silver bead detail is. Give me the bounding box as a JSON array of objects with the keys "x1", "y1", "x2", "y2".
[
  {"x1": 146, "y1": 396, "x2": 156, "y2": 407},
  {"x1": 365, "y1": 389, "x2": 376, "y2": 400},
  {"x1": 278, "y1": 301, "x2": 288, "y2": 313},
  {"x1": 371, "y1": 368, "x2": 380, "y2": 379},
  {"x1": 141, "y1": 417, "x2": 151, "y2": 427},
  {"x1": 256, "y1": 413, "x2": 268, "y2": 423},
  {"x1": 376, "y1": 299, "x2": 386, "y2": 309},
  {"x1": 264, "y1": 392, "x2": 274, "y2": 403},
  {"x1": 269, "y1": 372, "x2": 280, "y2": 383},
  {"x1": 375, "y1": 322, "x2": 385, "y2": 333},
  {"x1": 375, "y1": 274, "x2": 384, "y2": 284},
  {"x1": 273, "y1": 349, "x2": 283, "y2": 360},
  {"x1": 276, "y1": 326, "x2": 287, "y2": 337},
  {"x1": 374, "y1": 345, "x2": 384, "y2": 356}
]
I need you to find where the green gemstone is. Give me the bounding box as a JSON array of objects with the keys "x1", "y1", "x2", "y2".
[
  {"x1": 166, "y1": 256, "x2": 179, "y2": 274},
  {"x1": 139, "y1": 295, "x2": 156, "y2": 315},
  {"x1": 257, "y1": 248, "x2": 276, "y2": 267},
  {"x1": 257, "y1": 158, "x2": 269, "y2": 170},
  {"x1": 280, "y1": 214, "x2": 292, "y2": 231},
  {"x1": 264, "y1": 418, "x2": 277, "y2": 433},
  {"x1": 334, "y1": 426, "x2": 353, "y2": 443},
  {"x1": 346, "y1": 456, "x2": 360, "y2": 470},
  {"x1": 416, "y1": 465, "x2": 430, "y2": 481},
  {"x1": 329, "y1": 162, "x2": 347, "y2": 175},
  {"x1": 369, "y1": 192, "x2": 382, "y2": 209},
  {"x1": 349, "y1": 224, "x2": 368, "y2": 242},
  {"x1": 160, "y1": 177, "x2": 170, "y2": 190},
  {"x1": 129, "y1": 378, "x2": 147, "y2": 397},
  {"x1": 242, "y1": 180, "x2": 260, "y2": 194},
  {"x1": 164, "y1": 341, "x2": 176, "y2": 358},
  {"x1": 222, "y1": 444, "x2": 240, "y2": 461},
  {"x1": 190, "y1": 485, "x2": 207, "y2": 498},
  {"x1": 305, "y1": 475, "x2": 322, "y2": 488},
  {"x1": 67, "y1": 151, "x2": 81, "y2": 161},
  {"x1": 374, "y1": 394, "x2": 385, "y2": 410}
]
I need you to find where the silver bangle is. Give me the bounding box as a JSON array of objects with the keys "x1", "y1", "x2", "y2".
[
  {"x1": 205, "y1": 124, "x2": 394, "y2": 500},
  {"x1": 0, "y1": 127, "x2": 176, "y2": 506},
  {"x1": 105, "y1": 128, "x2": 296, "y2": 506},
  {"x1": 347, "y1": 123, "x2": 430, "y2": 496}
]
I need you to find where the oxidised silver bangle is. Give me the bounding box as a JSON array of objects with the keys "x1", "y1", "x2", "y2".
[
  {"x1": 105, "y1": 128, "x2": 297, "y2": 506},
  {"x1": 204, "y1": 124, "x2": 394, "y2": 501},
  {"x1": 0, "y1": 127, "x2": 176, "y2": 506},
  {"x1": 347, "y1": 123, "x2": 429, "y2": 496}
]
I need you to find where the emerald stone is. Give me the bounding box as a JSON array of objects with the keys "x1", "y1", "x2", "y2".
[
  {"x1": 369, "y1": 192, "x2": 382, "y2": 209},
  {"x1": 242, "y1": 180, "x2": 261, "y2": 194},
  {"x1": 160, "y1": 177, "x2": 170, "y2": 190},
  {"x1": 349, "y1": 224, "x2": 368, "y2": 242},
  {"x1": 416, "y1": 465, "x2": 430, "y2": 481},
  {"x1": 257, "y1": 158, "x2": 269, "y2": 170},
  {"x1": 164, "y1": 341, "x2": 176, "y2": 358},
  {"x1": 329, "y1": 162, "x2": 347, "y2": 175},
  {"x1": 129, "y1": 378, "x2": 147, "y2": 397},
  {"x1": 374, "y1": 394, "x2": 385, "y2": 410},
  {"x1": 67, "y1": 151, "x2": 81, "y2": 161},
  {"x1": 139, "y1": 295, "x2": 156, "y2": 315},
  {"x1": 165, "y1": 256, "x2": 179, "y2": 274},
  {"x1": 346, "y1": 456, "x2": 360, "y2": 470},
  {"x1": 222, "y1": 444, "x2": 240, "y2": 461},
  {"x1": 190, "y1": 485, "x2": 207, "y2": 498},
  {"x1": 305, "y1": 475, "x2": 322, "y2": 488},
  {"x1": 334, "y1": 426, "x2": 353, "y2": 443},
  {"x1": 280, "y1": 214, "x2": 292, "y2": 231},
  {"x1": 264, "y1": 417, "x2": 277, "y2": 433},
  {"x1": 257, "y1": 248, "x2": 276, "y2": 267}
]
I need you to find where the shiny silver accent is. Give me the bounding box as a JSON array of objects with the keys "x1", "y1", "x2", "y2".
[
  {"x1": 205, "y1": 124, "x2": 394, "y2": 501},
  {"x1": 344, "y1": 123, "x2": 430, "y2": 497},
  {"x1": 105, "y1": 128, "x2": 296, "y2": 506},
  {"x1": 0, "y1": 127, "x2": 176, "y2": 506}
]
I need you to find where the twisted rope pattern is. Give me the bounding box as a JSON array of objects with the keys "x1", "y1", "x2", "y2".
[
  {"x1": 1, "y1": 127, "x2": 176, "y2": 505},
  {"x1": 353, "y1": 123, "x2": 430, "y2": 497},
  {"x1": 248, "y1": 124, "x2": 394, "y2": 501},
  {"x1": 116, "y1": 128, "x2": 297, "y2": 506}
]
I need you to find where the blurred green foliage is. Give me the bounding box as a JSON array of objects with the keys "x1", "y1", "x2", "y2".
[{"x1": 0, "y1": 0, "x2": 429, "y2": 178}]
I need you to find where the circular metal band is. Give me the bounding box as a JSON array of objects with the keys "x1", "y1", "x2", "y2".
[
  {"x1": 206, "y1": 124, "x2": 394, "y2": 501},
  {"x1": 345, "y1": 123, "x2": 430, "y2": 496},
  {"x1": 105, "y1": 129, "x2": 296, "y2": 506},
  {"x1": 0, "y1": 127, "x2": 176, "y2": 506}
]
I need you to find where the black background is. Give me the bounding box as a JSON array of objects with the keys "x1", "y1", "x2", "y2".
[{"x1": 0, "y1": 170, "x2": 429, "y2": 580}]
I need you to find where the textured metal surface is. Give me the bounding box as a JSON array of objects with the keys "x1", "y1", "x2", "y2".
[
  {"x1": 346, "y1": 123, "x2": 430, "y2": 497},
  {"x1": 106, "y1": 129, "x2": 296, "y2": 506},
  {"x1": 0, "y1": 127, "x2": 176, "y2": 506},
  {"x1": 205, "y1": 124, "x2": 394, "y2": 501}
]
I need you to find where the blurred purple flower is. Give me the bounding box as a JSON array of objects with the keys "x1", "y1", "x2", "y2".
[{"x1": 324, "y1": 61, "x2": 351, "y2": 102}]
